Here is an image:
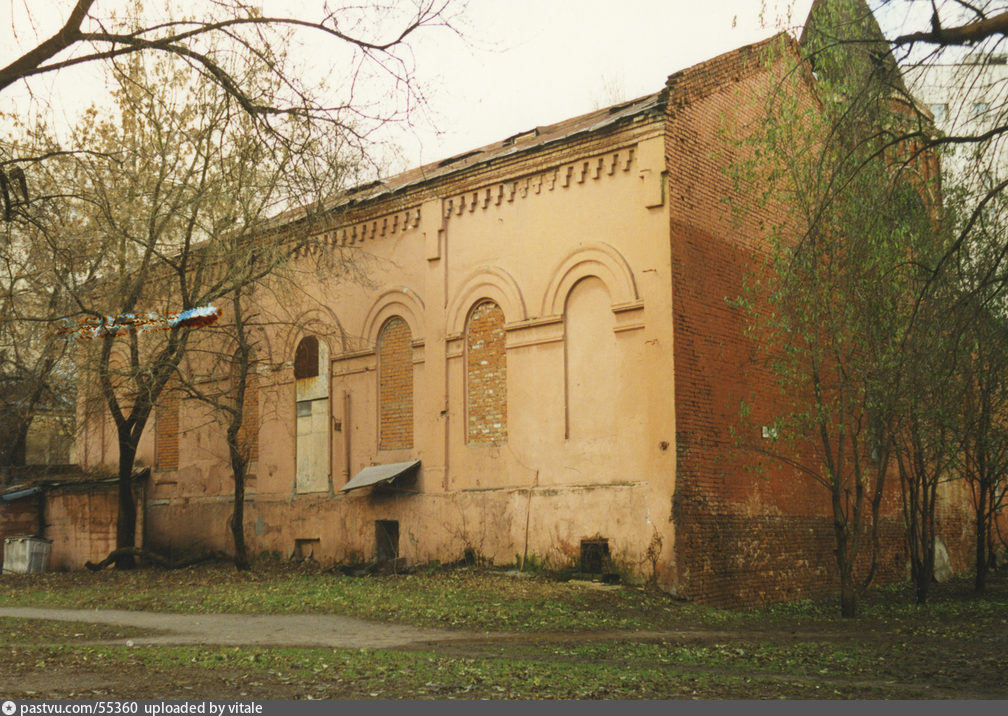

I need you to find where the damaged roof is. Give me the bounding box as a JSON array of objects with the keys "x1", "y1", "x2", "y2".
[
  {"x1": 284, "y1": 37, "x2": 803, "y2": 224},
  {"x1": 0, "y1": 465, "x2": 147, "y2": 499},
  {"x1": 314, "y1": 91, "x2": 667, "y2": 215},
  {"x1": 272, "y1": 0, "x2": 881, "y2": 228}
]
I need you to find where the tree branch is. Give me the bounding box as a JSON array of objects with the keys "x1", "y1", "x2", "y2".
[
  {"x1": 894, "y1": 10, "x2": 1008, "y2": 47},
  {"x1": 0, "y1": 0, "x2": 95, "y2": 92}
]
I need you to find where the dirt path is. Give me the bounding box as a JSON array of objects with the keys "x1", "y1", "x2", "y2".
[
  {"x1": 3, "y1": 606, "x2": 1006, "y2": 699},
  {"x1": 0, "y1": 607, "x2": 490, "y2": 649},
  {"x1": 0, "y1": 606, "x2": 889, "y2": 650},
  {"x1": 0, "y1": 606, "x2": 853, "y2": 650}
]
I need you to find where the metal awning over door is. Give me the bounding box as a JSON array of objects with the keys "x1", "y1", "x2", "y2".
[{"x1": 340, "y1": 460, "x2": 420, "y2": 492}]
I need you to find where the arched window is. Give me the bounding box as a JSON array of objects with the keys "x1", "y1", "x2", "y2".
[
  {"x1": 294, "y1": 336, "x2": 319, "y2": 379},
  {"x1": 378, "y1": 317, "x2": 413, "y2": 450},
  {"x1": 294, "y1": 334, "x2": 329, "y2": 493},
  {"x1": 466, "y1": 301, "x2": 507, "y2": 444}
]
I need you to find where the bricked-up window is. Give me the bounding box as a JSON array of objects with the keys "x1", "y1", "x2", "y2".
[
  {"x1": 155, "y1": 389, "x2": 179, "y2": 471},
  {"x1": 565, "y1": 276, "x2": 617, "y2": 440},
  {"x1": 378, "y1": 317, "x2": 413, "y2": 450},
  {"x1": 294, "y1": 336, "x2": 319, "y2": 379},
  {"x1": 466, "y1": 301, "x2": 507, "y2": 444}
]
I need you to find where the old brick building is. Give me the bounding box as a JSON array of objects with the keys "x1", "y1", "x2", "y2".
[
  {"x1": 75, "y1": 3, "x2": 975, "y2": 606},
  {"x1": 1, "y1": 467, "x2": 146, "y2": 571}
]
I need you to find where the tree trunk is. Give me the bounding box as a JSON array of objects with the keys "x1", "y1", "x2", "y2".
[
  {"x1": 87, "y1": 546, "x2": 220, "y2": 570},
  {"x1": 975, "y1": 484, "x2": 988, "y2": 594},
  {"x1": 114, "y1": 425, "x2": 138, "y2": 569},
  {"x1": 914, "y1": 559, "x2": 931, "y2": 604},
  {"x1": 229, "y1": 445, "x2": 250, "y2": 571},
  {"x1": 839, "y1": 576, "x2": 858, "y2": 618},
  {"x1": 837, "y1": 527, "x2": 858, "y2": 618},
  {"x1": 2, "y1": 418, "x2": 29, "y2": 467},
  {"x1": 914, "y1": 470, "x2": 938, "y2": 605},
  {"x1": 833, "y1": 503, "x2": 858, "y2": 618}
]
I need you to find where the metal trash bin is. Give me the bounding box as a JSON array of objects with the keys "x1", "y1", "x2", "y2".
[{"x1": 3, "y1": 536, "x2": 53, "y2": 574}]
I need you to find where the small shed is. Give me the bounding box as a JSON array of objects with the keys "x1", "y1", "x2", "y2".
[{"x1": 0, "y1": 466, "x2": 148, "y2": 571}]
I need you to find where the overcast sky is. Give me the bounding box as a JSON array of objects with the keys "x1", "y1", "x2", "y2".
[
  {"x1": 392, "y1": 0, "x2": 818, "y2": 167},
  {"x1": 1, "y1": 1, "x2": 973, "y2": 175},
  {"x1": 2, "y1": 1, "x2": 828, "y2": 170}
]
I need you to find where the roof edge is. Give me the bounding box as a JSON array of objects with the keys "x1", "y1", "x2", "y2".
[{"x1": 665, "y1": 32, "x2": 800, "y2": 109}]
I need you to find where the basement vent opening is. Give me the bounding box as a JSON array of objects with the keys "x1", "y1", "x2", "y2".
[
  {"x1": 580, "y1": 538, "x2": 611, "y2": 574},
  {"x1": 375, "y1": 520, "x2": 399, "y2": 562},
  {"x1": 293, "y1": 538, "x2": 320, "y2": 561}
]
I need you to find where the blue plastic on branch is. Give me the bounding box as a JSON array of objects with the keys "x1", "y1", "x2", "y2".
[{"x1": 55, "y1": 305, "x2": 221, "y2": 339}]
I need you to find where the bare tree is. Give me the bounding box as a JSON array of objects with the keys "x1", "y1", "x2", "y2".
[
  {"x1": 882, "y1": 0, "x2": 1008, "y2": 47},
  {"x1": 3, "y1": 1, "x2": 452, "y2": 566},
  {"x1": 173, "y1": 181, "x2": 352, "y2": 571},
  {"x1": 789, "y1": 2, "x2": 1008, "y2": 302},
  {"x1": 1, "y1": 1, "x2": 459, "y2": 226},
  {"x1": 891, "y1": 276, "x2": 960, "y2": 604},
  {"x1": 0, "y1": 116, "x2": 83, "y2": 470},
  {"x1": 0, "y1": 234, "x2": 74, "y2": 469},
  {"x1": 48, "y1": 39, "x2": 353, "y2": 568},
  {"x1": 1, "y1": 1, "x2": 452, "y2": 122}
]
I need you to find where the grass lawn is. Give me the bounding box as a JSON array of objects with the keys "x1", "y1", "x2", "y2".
[{"x1": 1, "y1": 559, "x2": 1006, "y2": 699}]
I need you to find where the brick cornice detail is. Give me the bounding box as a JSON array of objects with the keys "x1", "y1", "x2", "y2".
[
  {"x1": 295, "y1": 206, "x2": 422, "y2": 256},
  {"x1": 441, "y1": 146, "x2": 637, "y2": 221}
]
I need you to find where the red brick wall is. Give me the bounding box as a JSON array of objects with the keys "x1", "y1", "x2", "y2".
[
  {"x1": 466, "y1": 301, "x2": 507, "y2": 444},
  {"x1": 154, "y1": 388, "x2": 179, "y2": 471},
  {"x1": 378, "y1": 317, "x2": 413, "y2": 450},
  {"x1": 663, "y1": 38, "x2": 945, "y2": 607}
]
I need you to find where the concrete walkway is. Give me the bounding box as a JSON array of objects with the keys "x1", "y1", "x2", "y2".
[{"x1": 0, "y1": 607, "x2": 487, "y2": 649}]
